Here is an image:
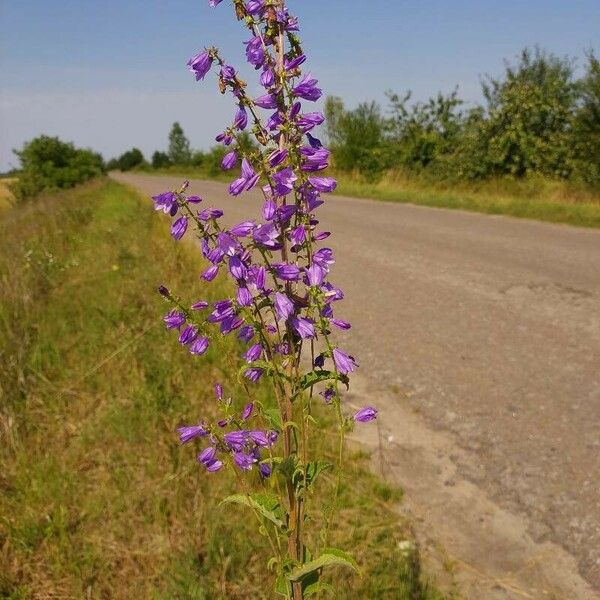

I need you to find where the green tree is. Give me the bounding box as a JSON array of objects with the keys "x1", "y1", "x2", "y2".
[
  {"x1": 386, "y1": 89, "x2": 464, "y2": 170},
  {"x1": 11, "y1": 135, "x2": 104, "y2": 201},
  {"x1": 168, "y1": 122, "x2": 192, "y2": 165},
  {"x1": 473, "y1": 47, "x2": 577, "y2": 178},
  {"x1": 152, "y1": 151, "x2": 171, "y2": 169},
  {"x1": 324, "y1": 96, "x2": 388, "y2": 178},
  {"x1": 116, "y1": 148, "x2": 145, "y2": 171},
  {"x1": 571, "y1": 52, "x2": 600, "y2": 184}
]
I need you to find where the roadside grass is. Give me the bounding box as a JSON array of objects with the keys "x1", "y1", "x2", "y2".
[
  {"x1": 335, "y1": 170, "x2": 600, "y2": 228},
  {"x1": 0, "y1": 179, "x2": 451, "y2": 599},
  {"x1": 0, "y1": 178, "x2": 16, "y2": 212},
  {"x1": 135, "y1": 165, "x2": 600, "y2": 228}
]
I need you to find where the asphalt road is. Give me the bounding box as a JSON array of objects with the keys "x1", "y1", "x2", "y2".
[{"x1": 113, "y1": 172, "x2": 600, "y2": 593}]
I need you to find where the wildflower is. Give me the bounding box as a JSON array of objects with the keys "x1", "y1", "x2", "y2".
[
  {"x1": 272, "y1": 263, "x2": 300, "y2": 281},
  {"x1": 293, "y1": 74, "x2": 322, "y2": 101},
  {"x1": 234, "y1": 451, "x2": 255, "y2": 470},
  {"x1": 190, "y1": 336, "x2": 209, "y2": 355},
  {"x1": 290, "y1": 316, "x2": 315, "y2": 339},
  {"x1": 245, "y1": 343, "x2": 262, "y2": 362},
  {"x1": 164, "y1": 310, "x2": 185, "y2": 330},
  {"x1": 202, "y1": 265, "x2": 219, "y2": 281},
  {"x1": 244, "y1": 367, "x2": 264, "y2": 382},
  {"x1": 273, "y1": 167, "x2": 298, "y2": 196},
  {"x1": 177, "y1": 424, "x2": 208, "y2": 443},
  {"x1": 242, "y1": 403, "x2": 254, "y2": 420},
  {"x1": 188, "y1": 51, "x2": 213, "y2": 81},
  {"x1": 179, "y1": 325, "x2": 198, "y2": 345},
  {"x1": 332, "y1": 348, "x2": 358, "y2": 375},
  {"x1": 308, "y1": 176, "x2": 337, "y2": 193},
  {"x1": 171, "y1": 216, "x2": 188, "y2": 240},
  {"x1": 353, "y1": 407, "x2": 378, "y2": 423},
  {"x1": 254, "y1": 93, "x2": 278, "y2": 109},
  {"x1": 234, "y1": 106, "x2": 248, "y2": 130},
  {"x1": 222, "y1": 150, "x2": 237, "y2": 170}
]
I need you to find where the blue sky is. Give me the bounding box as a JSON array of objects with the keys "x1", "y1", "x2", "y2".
[{"x1": 1, "y1": 0, "x2": 599, "y2": 171}]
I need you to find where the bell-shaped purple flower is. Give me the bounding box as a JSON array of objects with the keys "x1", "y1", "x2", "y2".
[
  {"x1": 290, "y1": 316, "x2": 315, "y2": 339},
  {"x1": 297, "y1": 112, "x2": 325, "y2": 131},
  {"x1": 234, "y1": 106, "x2": 248, "y2": 130},
  {"x1": 229, "y1": 255, "x2": 247, "y2": 280},
  {"x1": 306, "y1": 264, "x2": 325, "y2": 287},
  {"x1": 245, "y1": 343, "x2": 262, "y2": 363},
  {"x1": 332, "y1": 318, "x2": 351, "y2": 330},
  {"x1": 190, "y1": 336, "x2": 209, "y2": 356},
  {"x1": 197, "y1": 446, "x2": 217, "y2": 465},
  {"x1": 230, "y1": 220, "x2": 255, "y2": 237},
  {"x1": 221, "y1": 150, "x2": 237, "y2": 170},
  {"x1": 293, "y1": 74, "x2": 322, "y2": 101},
  {"x1": 234, "y1": 451, "x2": 255, "y2": 471},
  {"x1": 202, "y1": 265, "x2": 219, "y2": 281},
  {"x1": 171, "y1": 216, "x2": 188, "y2": 240},
  {"x1": 244, "y1": 367, "x2": 264, "y2": 382},
  {"x1": 179, "y1": 325, "x2": 198, "y2": 346},
  {"x1": 244, "y1": 36, "x2": 265, "y2": 67},
  {"x1": 308, "y1": 176, "x2": 337, "y2": 193},
  {"x1": 237, "y1": 286, "x2": 253, "y2": 307},
  {"x1": 242, "y1": 403, "x2": 254, "y2": 421},
  {"x1": 332, "y1": 348, "x2": 358, "y2": 375},
  {"x1": 268, "y1": 149, "x2": 288, "y2": 167},
  {"x1": 152, "y1": 191, "x2": 178, "y2": 215},
  {"x1": 238, "y1": 325, "x2": 255, "y2": 343},
  {"x1": 273, "y1": 167, "x2": 297, "y2": 196},
  {"x1": 188, "y1": 50, "x2": 213, "y2": 81},
  {"x1": 224, "y1": 430, "x2": 248, "y2": 451},
  {"x1": 274, "y1": 292, "x2": 294, "y2": 320},
  {"x1": 272, "y1": 263, "x2": 300, "y2": 281},
  {"x1": 177, "y1": 424, "x2": 207, "y2": 443},
  {"x1": 164, "y1": 310, "x2": 186, "y2": 330},
  {"x1": 254, "y1": 93, "x2": 278, "y2": 109},
  {"x1": 260, "y1": 68, "x2": 275, "y2": 88},
  {"x1": 353, "y1": 406, "x2": 378, "y2": 423}
]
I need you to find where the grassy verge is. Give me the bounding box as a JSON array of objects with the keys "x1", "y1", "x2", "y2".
[
  {"x1": 335, "y1": 171, "x2": 600, "y2": 228},
  {"x1": 133, "y1": 166, "x2": 600, "y2": 228},
  {"x1": 0, "y1": 179, "x2": 451, "y2": 599},
  {"x1": 0, "y1": 178, "x2": 16, "y2": 213}
]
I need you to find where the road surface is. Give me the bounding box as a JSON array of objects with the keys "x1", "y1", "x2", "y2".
[{"x1": 113, "y1": 172, "x2": 600, "y2": 598}]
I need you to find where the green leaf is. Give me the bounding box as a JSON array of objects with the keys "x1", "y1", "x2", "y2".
[
  {"x1": 263, "y1": 407, "x2": 282, "y2": 431},
  {"x1": 288, "y1": 548, "x2": 359, "y2": 582},
  {"x1": 220, "y1": 493, "x2": 286, "y2": 531},
  {"x1": 298, "y1": 369, "x2": 349, "y2": 392}
]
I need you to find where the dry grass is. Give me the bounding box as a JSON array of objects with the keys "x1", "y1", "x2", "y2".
[
  {"x1": 0, "y1": 178, "x2": 16, "y2": 212},
  {"x1": 335, "y1": 169, "x2": 600, "y2": 228}
]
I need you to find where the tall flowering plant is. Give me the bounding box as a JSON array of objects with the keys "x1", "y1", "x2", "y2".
[{"x1": 153, "y1": 1, "x2": 377, "y2": 597}]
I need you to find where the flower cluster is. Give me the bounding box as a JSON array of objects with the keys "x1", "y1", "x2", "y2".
[
  {"x1": 153, "y1": 1, "x2": 377, "y2": 595},
  {"x1": 178, "y1": 385, "x2": 277, "y2": 475}
]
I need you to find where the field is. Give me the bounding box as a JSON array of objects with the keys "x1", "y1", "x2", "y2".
[{"x1": 0, "y1": 179, "x2": 450, "y2": 599}]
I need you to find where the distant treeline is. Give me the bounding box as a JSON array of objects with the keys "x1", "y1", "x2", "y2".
[
  {"x1": 325, "y1": 48, "x2": 600, "y2": 185},
  {"x1": 106, "y1": 121, "x2": 249, "y2": 177}
]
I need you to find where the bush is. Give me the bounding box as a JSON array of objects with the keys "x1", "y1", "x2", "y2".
[
  {"x1": 10, "y1": 136, "x2": 104, "y2": 201},
  {"x1": 152, "y1": 151, "x2": 172, "y2": 169}
]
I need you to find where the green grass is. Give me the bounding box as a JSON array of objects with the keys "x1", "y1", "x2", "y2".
[
  {"x1": 135, "y1": 165, "x2": 600, "y2": 228},
  {"x1": 335, "y1": 170, "x2": 600, "y2": 228},
  {"x1": 0, "y1": 179, "x2": 452, "y2": 599}
]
